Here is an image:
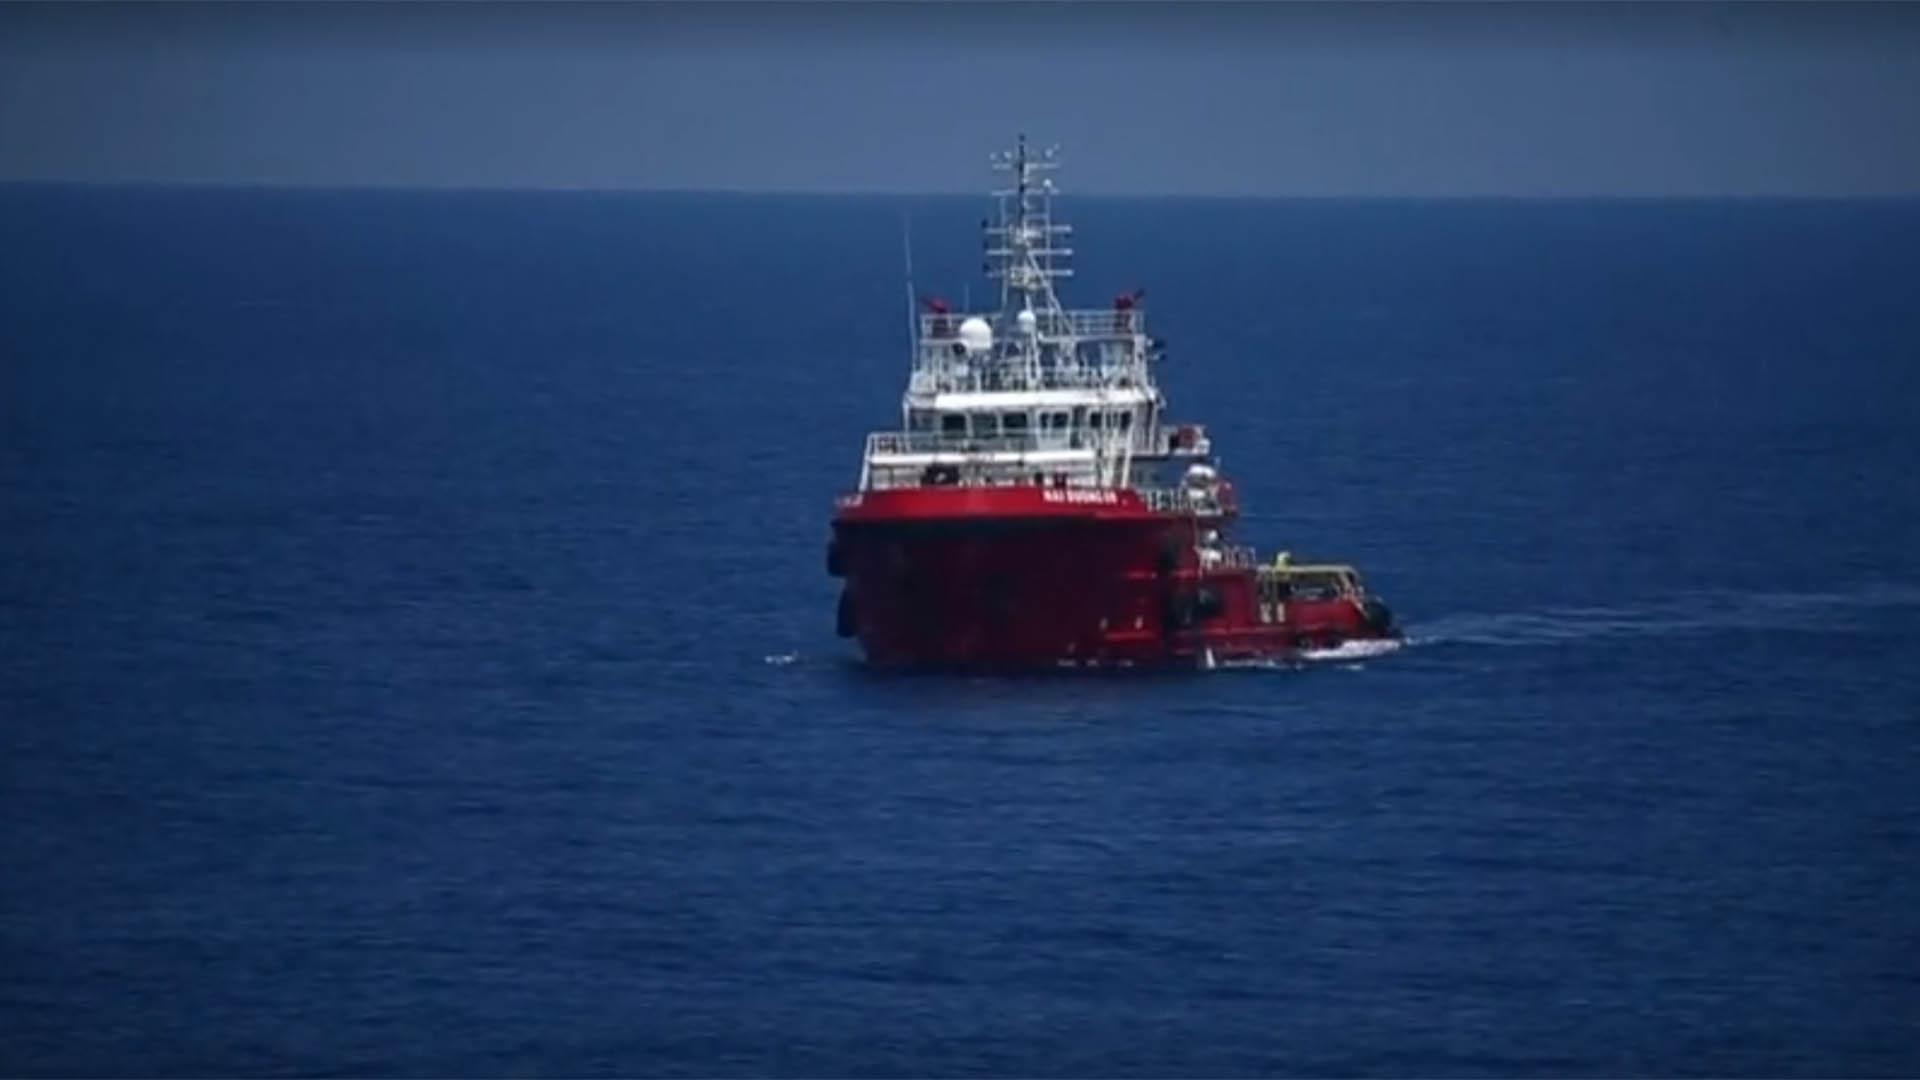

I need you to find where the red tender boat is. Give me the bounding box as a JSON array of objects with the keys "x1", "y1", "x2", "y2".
[{"x1": 827, "y1": 136, "x2": 1398, "y2": 670}]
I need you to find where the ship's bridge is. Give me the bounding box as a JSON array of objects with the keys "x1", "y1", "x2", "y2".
[
  {"x1": 906, "y1": 386, "x2": 1157, "y2": 443},
  {"x1": 855, "y1": 134, "x2": 1206, "y2": 495},
  {"x1": 860, "y1": 381, "x2": 1211, "y2": 494},
  {"x1": 910, "y1": 306, "x2": 1155, "y2": 397}
]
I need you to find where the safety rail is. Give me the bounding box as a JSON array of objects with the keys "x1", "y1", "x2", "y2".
[
  {"x1": 1216, "y1": 544, "x2": 1259, "y2": 569},
  {"x1": 850, "y1": 472, "x2": 1244, "y2": 515},
  {"x1": 1255, "y1": 564, "x2": 1363, "y2": 600},
  {"x1": 866, "y1": 429, "x2": 1172, "y2": 459},
  {"x1": 865, "y1": 431, "x2": 1053, "y2": 457},
  {"x1": 919, "y1": 308, "x2": 1146, "y2": 341},
  {"x1": 1139, "y1": 487, "x2": 1230, "y2": 515},
  {"x1": 907, "y1": 365, "x2": 1152, "y2": 395},
  {"x1": 862, "y1": 463, "x2": 1101, "y2": 492}
]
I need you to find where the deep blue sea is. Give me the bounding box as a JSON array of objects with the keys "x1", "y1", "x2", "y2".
[{"x1": 3, "y1": 187, "x2": 1918, "y2": 1077}]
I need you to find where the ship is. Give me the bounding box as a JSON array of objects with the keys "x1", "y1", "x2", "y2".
[{"x1": 827, "y1": 135, "x2": 1399, "y2": 670}]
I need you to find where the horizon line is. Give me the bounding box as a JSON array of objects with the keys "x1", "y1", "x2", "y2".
[{"x1": 4, "y1": 179, "x2": 1918, "y2": 203}]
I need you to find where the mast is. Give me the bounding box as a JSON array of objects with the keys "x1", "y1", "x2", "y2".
[
  {"x1": 985, "y1": 134, "x2": 1073, "y2": 325},
  {"x1": 901, "y1": 212, "x2": 916, "y2": 356}
]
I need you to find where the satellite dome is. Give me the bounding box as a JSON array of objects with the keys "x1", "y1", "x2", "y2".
[
  {"x1": 1016, "y1": 308, "x2": 1038, "y2": 335},
  {"x1": 958, "y1": 317, "x2": 993, "y2": 356}
]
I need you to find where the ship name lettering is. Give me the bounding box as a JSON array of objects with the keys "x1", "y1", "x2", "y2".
[{"x1": 1042, "y1": 489, "x2": 1120, "y2": 505}]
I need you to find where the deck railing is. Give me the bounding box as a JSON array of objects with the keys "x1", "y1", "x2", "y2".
[
  {"x1": 906, "y1": 365, "x2": 1153, "y2": 395},
  {"x1": 919, "y1": 308, "x2": 1145, "y2": 342},
  {"x1": 865, "y1": 430, "x2": 1164, "y2": 459},
  {"x1": 862, "y1": 464, "x2": 1101, "y2": 492},
  {"x1": 1139, "y1": 487, "x2": 1227, "y2": 515},
  {"x1": 1215, "y1": 544, "x2": 1259, "y2": 569},
  {"x1": 866, "y1": 431, "x2": 1050, "y2": 457},
  {"x1": 853, "y1": 469, "x2": 1245, "y2": 518}
]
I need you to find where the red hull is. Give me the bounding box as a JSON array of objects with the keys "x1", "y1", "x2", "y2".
[{"x1": 830, "y1": 487, "x2": 1395, "y2": 670}]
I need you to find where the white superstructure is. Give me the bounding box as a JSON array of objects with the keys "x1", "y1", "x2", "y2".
[{"x1": 861, "y1": 135, "x2": 1210, "y2": 493}]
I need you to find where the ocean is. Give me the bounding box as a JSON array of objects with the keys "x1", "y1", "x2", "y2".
[{"x1": 3, "y1": 186, "x2": 1917, "y2": 1076}]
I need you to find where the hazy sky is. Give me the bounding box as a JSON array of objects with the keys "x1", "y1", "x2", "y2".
[{"x1": 3, "y1": 1, "x2": 1918, "y2": 196}]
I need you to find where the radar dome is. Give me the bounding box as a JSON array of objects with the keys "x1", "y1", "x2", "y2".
[
  {"x1": 1016, "y1": 309, "x2": 1038, "y2": 335},
  {"x1": 958, "y1": 317, "x2": 993, "y2": 356}
]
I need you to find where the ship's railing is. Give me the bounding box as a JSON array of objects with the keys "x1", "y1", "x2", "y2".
[
  {"x1": 866, "y1": 430, "x2": 1163, "y2": 458},
  {"x1": 866, "y1": 431, "x2": 1054, "y2": 457},
  {"x1": 919, "y1": 307, "x2": 1146, "y2": 341},
  {"x1": 861, "y1": 429, "x2": 1107, "y2": 491},
  {"x1": 1196, "y1": 544, "x2": 1259, "y2": 570},
  {"x1": 1142, "y1": 424, "x2": 1212, "y2": 457},
  {"x1": 852, "y1": 471, "x2": 1248, "y2": 515},
  {"x1": 862, "y1": 461, "x2": 1102, "y2": 492},
  {"x1": 1139, "y1": 486, "x2": 1231, "y2": 516},
  {"x1": 907, "y1": 364, "x2": 1152, "y2": 395},
  {"x1": 1256, "y1": 564, "x2": 1361, "y2": 600}
]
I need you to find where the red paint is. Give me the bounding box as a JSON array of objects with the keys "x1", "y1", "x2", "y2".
[{"x1": 828, "y1": 486, "x2": 1397, "y2": 671}]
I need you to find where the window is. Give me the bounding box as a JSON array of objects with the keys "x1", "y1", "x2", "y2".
[
  {"x1": 908, "y1": 410, "x2": 934, "y2": 432},
  {"x1": 1050, "y1": 411, "x2": 1070, "y2": 430},
  {"x1": 1118, "y1": 411, "x2": 1134, "y2": 431},
  {"x1": 941, "y1": 413, "x2": 967, "y2": 437},
  {"x1": 1088, "y1": 412, "x2": 1103, "y2": 430},
  {"x1": 1002, "y1": 412, "x2": 1030, "y2": 434},
  {"x1": 973, "y1": 413, "x2": 999, "y2": 438}
]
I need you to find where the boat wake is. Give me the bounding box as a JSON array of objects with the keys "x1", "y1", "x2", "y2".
[
  {"x1": 1299, "y1": 637, "x2": 1408, "y2": 663},
  {"x1": 772, "y1": 584, "x2": 1917, "y2": 674},
  {"x1": 1209, "y1": 637, "x2": 1406, "y2": 671},
  {"x1": 1409, "y1": 584, "x2": 1920, "y2": 649}
]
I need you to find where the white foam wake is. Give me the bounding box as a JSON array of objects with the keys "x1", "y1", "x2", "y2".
[
  {"x1": 1209, "y1": 636, "x2": 1406, "y2": 671},
  {"x1": 1298, "y1": 637, "x2": 1407, "y2": 663},
  {"x1": 1410, "y1": 583, "x2": 1920, "y2": 649}
]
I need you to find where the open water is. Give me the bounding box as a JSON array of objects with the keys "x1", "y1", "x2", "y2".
[{"x1": 3, "y1": 187, "x2": 1918, "y2": 1076}]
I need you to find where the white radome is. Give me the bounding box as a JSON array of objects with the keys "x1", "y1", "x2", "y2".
[
  {"x1": 1016, "y1": 309, "x2": 1038, "y2": 335},
  {"x1": 958, "y1": 316, "x2": 994, "y2": 356}
]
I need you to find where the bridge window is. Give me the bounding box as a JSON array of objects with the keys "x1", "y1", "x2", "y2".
[
  {"x1": 973, "y1": 413, "x2": 999, "y2": 438},
  {"x1": 909, "y1": 409, "x2": 934, "y2": 432},
  {"x1": 1002, "y1": 412, "x2": 1029, "y2": 435},
  {"x1": 940, "y1": 413, "x2": 967, "y2": 437}
]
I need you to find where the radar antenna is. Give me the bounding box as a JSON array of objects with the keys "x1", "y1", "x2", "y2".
[{"x1": 984, "y1": 133, "x2": 1073, "y2": 325}]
